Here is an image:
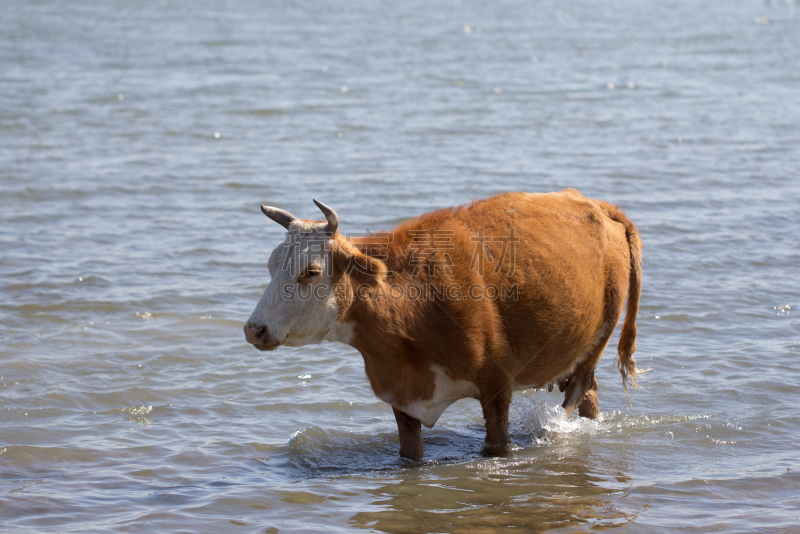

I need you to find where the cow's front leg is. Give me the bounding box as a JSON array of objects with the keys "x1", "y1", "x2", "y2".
[
  {"x1": 481, "y1": 386, "x2": 512, "y2": 455},
  {"x1": 393, "y1": 407, "x2": 423, "y2": 461}
]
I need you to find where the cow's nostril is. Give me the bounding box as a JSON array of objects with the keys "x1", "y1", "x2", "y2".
[
  {"x1": 244, "y1": 322, "x2": 262, "y2": 344},
  {"x1": 256, "y1": 326, "x2": 268, "y2": 340},
  {"x1": 244, "y1": 322, "x2": 274, "y2": 347}
]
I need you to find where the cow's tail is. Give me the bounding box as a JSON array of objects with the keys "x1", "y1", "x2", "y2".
[{"x1": 600, "y1": 202, "x2": 643, "y2": 401}]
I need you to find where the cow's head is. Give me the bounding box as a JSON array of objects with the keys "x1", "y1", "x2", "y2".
[{"x1": 244, "y1": 199, "x2": 387, "y2": 351}]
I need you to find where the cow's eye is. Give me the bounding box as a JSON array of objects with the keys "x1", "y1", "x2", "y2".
[{"x1": 299, "y1": 266, "x2": 322, "y2": 282}]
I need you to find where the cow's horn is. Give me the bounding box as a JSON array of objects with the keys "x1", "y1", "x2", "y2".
[
  {"x1": 313, "y1": 199, "x2": 339, "y2": 235},
  {"x1": 260, "y1": 204, "x2": 297, "y2": 229}
]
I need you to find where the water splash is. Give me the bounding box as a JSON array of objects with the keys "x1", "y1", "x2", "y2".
[{"x1": 513, "y1": 400, "x2": 604, "y2": 444}]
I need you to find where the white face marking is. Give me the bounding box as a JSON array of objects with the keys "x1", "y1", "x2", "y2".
[
  {"x1": 247, "y1": 221, "x2": 347, "y2": 348},
  {"x1": 385, "y1": 364, "x2": 480, "y2": 428}
]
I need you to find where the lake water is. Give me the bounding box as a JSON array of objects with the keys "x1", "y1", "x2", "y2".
[{"x1": 1, "y1": 0, "x2": 799, "y2": 532}]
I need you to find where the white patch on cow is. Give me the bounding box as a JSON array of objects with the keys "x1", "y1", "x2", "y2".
[
  {"x1": 390, "y1": 364, "x2": 480, "y2": 428},
  {"x1": 324, "y1": 321, "x2": 355, "y2": 344}
]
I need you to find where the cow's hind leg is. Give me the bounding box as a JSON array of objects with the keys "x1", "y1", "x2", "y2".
[
  {"x1": 480, "y1": 385, "x2": 512, "y2": 455},
  {"x1": 562, "y1": 326, "x2": 614, "y2": 419},
  {"x1": 562, "y1": 366, "x2": 598, "y2": 420},
  {"x1": 393, "y1": 407, "x2": 423, "y2": 461},
  {"x1": 578, "y1": 375, "x2": 599, "y2": 419}
]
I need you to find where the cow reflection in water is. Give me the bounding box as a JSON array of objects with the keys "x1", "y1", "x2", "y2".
[{"x1": 244, "y1": 189, "x2": 642, "y2": 461}]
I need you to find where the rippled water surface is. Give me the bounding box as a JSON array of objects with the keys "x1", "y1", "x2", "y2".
[{"x1": 2, "y1": 0, "x2": 799, "y2": 532}]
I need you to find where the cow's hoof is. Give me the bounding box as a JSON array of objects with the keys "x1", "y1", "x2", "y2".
[
  {"x1": 482, "y1": 442, "x2": 511, "y2": 456},
  {"x1": 399, "y1": 448, "x2": 423, "y2": 462}
]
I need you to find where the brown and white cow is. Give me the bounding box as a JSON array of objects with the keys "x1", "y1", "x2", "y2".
[{"x1": 244, "y1": 189, "x2": 642, "y2": 460}]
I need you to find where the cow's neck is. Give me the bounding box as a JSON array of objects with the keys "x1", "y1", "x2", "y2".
[
  {"x1": 340, "y1": 280, "x2": 437, "y2": 408},
  {"x1": 342, "y1": 280, "x2": 417, "y2": 353}
]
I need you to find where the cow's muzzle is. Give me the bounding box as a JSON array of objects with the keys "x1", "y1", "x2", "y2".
[{"x1": 244, "y1": 322, "x2": 281, "y2": 351}]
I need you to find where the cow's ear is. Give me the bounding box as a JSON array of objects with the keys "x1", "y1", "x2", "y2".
[{"x1": 333, "y1": 242, "x2": 388, "y2": 287}]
